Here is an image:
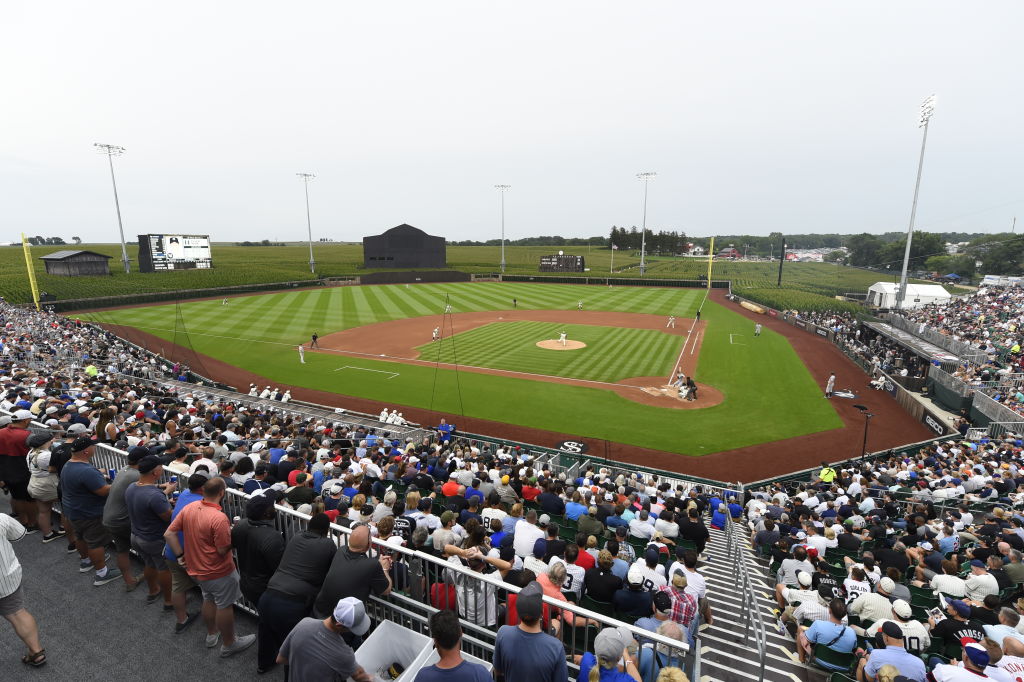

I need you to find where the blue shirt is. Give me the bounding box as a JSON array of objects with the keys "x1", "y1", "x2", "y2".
[
  {"x1": 243, "y1": 478, "x2": 271, "y2": 494},
  {"x1": 163, "y1": 489, "x2": 204, "y2": 561},
  {"x1": 864, "y1": 646, "x2": 926, "y2": 681},
  {"x1": 60, "y1": 461, "x2": 108, "y2": 520},
  {"x1": 938, "y1": 534, "x2": 958, "y2": 554},
  {"x1": 610, "y1": 557, "x2": 629, "y2": 581},
  {"x1": 565, "y1": 502, "x2": 587, "y2": 521},
  {"x1": 493, "y1": 626, "x2": 567, "y2": 682},
  {"x1": 805, "y1": 621, "x2": 856, "y2": 657},
  {"x1": 414, "y1": 660, "x2": 492, "y2": 682},
  {"x1": 268, "y1": 448, "x2": 286, "y2": 465}
]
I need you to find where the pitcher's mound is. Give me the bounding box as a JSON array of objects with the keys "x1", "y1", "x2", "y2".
[{"x1": 536, "y1": 339, "x2": 587, "y2": 351}]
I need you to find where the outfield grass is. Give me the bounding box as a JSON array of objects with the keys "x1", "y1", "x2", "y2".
[
  {"x1": 81, "y1": 282, "x2": 842, "y2": 456},
  {"x1": 414, "y1": 321, "x2": 683, "y2": 383}
]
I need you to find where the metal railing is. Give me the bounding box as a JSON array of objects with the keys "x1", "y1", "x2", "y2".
[
  {"x1": 884, "y1": 314, "x2": 991, "y2": 367},
  {"x1": 89, "y1": 442, "x2": 697, "y2": 681},
  {"x1": 927, "y1": 365, "x2": 976, "y2": 398},
  {"x1": 724, "y1": 515, "x2": 766, "y2": 681},
  {"x1": 972, "y1": 390, "x2": 1024, "y2": 424}
]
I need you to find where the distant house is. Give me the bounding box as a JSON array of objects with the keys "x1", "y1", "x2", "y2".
[
  {"x1": 716, "y1": 247, "x2": 741, "y2": 259},
  {"x1": 689, "y1": 244, "x2": 705, "y2": 256},
  {"x1": 38, "y1": 250, "x2": 112, "y2": 276}
]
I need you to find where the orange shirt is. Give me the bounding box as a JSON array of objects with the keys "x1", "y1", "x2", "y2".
[
  {"x1": 166, "y1": 499, "x2": 234, "y2": 580},
  {"x1": 441, "y1": 480, "x2": 460, "y2": 497}
]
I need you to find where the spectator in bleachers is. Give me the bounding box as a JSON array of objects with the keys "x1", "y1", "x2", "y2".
[
  {"x1": 416, "y1": 608, "x2": 492, "y2": 682},
  {"x1": 849, "y1": 576, "x2": 898, "y2": 624},
  {"x1": 584, "y1": 549, "x2": 622, "y2": 603},
  {"x1": 776, "y1": 545, "x2": 814, "y2": 587},
  {"x1": 578, "y1": 506, "x2": 606, "y2": 540},
  {"x1": 796, "y1": 598, "x2": 855, "y2": 668},
  {"x1": 632, "y1": 548, "x2": 667, "y2": 590},
  {"x1": 659, "y1": 570, "x2": 698, "y2": 633},
  {"x1": 615, "y1": 565, "x2": 655, "y2": 619},
  {"x1": 966, "y1": 559, "x2": 1002, "y2": 601},
  {"x1": 24, "y1": 432, "x2": 62, "y2": 542},
  {"x1": 929, "y1": 640, "x2": 997, "y2": 682},
  {"x1": 492, "y1": 581, "x2": 567, "y2": 682},
  {"x1": 862, "y1": 600, "x2": 929, "y2": 654},
  {"x1": 634, "y1": 591, "x2": 673, "y2": 639},
  {"x1": 231, "y1": 490, "x2": 285, "y2": 605},
  {"x1": 61, "y1": 437, "x2": 123, "y2": 585},
  {"x1": 312, "y1": 524, "x2": 392, "y2": 622},
  {"x1": 854, "y1": 621, "x2": 926, "y2": 682},
  {"x1": 928, "y1": 599, "x2": 986, "y2": 649},
  {"x1": 984, "y1": 607, "x2": 1024, "y2": 648},
  {"x1": 576, "y1": 625, "x2": 641, "y2": 682},
  {"x1": 124, "y1": 454, "x2": 177, "y2": 609}
]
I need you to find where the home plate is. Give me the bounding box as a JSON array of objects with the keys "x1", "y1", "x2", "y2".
[{"x1": 641, "y1": 385, "x2": 687, "y2": 400}]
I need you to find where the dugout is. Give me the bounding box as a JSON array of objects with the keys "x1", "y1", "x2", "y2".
[
  {"x1": 363, "y1": 224, "x2": 446, "y2": 269},
  {"x1": 38, "y1": 250, "x2": 113, "y2": 276}
]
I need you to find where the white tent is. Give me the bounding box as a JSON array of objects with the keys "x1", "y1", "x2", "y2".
[{"x1": 867, "y1": 282, "x2": 952, "y2": 309}]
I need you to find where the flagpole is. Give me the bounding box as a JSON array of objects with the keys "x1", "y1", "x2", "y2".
[{"x1": 610, "y1": 245, "x2": 615, "y2": 274}]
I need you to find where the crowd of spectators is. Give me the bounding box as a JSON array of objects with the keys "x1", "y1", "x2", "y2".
[
  {"x1": 1, "y1": 299, "x2": 710, "y2": 680},
  {"x1": 744, "y1": 427, "x2": 1024, "y2": 679}
]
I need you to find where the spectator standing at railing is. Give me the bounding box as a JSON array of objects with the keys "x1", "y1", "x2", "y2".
[
  {"x1": 124, "y1": 454, "x2": 177, "y2": 608},
  {"x1": 493, "y1": 581, "x2": 567, "y2": 682},
  {"x1": 164, "y1": 476, "x2": 256, "y2": 657},
  {"x1": 416, "y1": 609, "x2": 491, "y2": 682},
  {"x1": 0, "y1": 410, "x2": 36, "y2": 530},
  {"x1": 101, "y1": 446, "x2": 146, "y2": 592},
  {"x1": 257, "y1": 512, "x2": 336, "y2": 675},
  {"x1": 276, "y1": 596, "x2": 371, "y2": 682},
  {"x1": 312, "y1": 524, "x2": 391, "y2": 627},
  {"x1": 231, "y1": 491, "x2": 285, "y2": 605},
  {"x1": 24, "y1": 432, "x2": 63, "y2": 542},
  {"x1": 60, "y1": 437, "x2": 123, "y2": 585}
]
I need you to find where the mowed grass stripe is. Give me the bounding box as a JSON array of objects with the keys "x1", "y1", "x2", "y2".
[{"x1": 568, "y1": 328, "x2": 648, "y2": 380}]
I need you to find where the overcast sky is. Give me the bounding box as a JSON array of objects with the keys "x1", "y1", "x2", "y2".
[{"x1": 3, "y1": 1, "x2": 1022, "y2": 244}]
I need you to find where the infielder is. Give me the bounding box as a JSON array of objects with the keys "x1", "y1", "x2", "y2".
[
  {"x1": 558, "y1": 331, "x2": 567, "y2": 347},
  {"x1": 666, "y1": 316, "x2": 676, "y2": 328},
  {"x1": 297, "y1": 345, "x2": 305, "y2": 363},
  {"x1": 222, "y1": 298, "x2": 228, "y2": 306},
  {"x1": 577, "y1": 300, "x2": 583, "y2": 310},
  {"x1": 432, "y1": 327, "x2": 440, "y2": 341}
]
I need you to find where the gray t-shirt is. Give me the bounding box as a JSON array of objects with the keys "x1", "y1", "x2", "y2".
[
  {"x1": 102, "y1": 467, "x2": 141, "y2": 528},
  {"x1": 278, "y1": 617, "x2": 357, "y2": 681}
]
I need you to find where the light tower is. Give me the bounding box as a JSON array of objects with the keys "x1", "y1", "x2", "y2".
[
  {"x1": 297, "y1": 173, "x2": 316, "y2": 274},
  {"x1": 94, "y1": 143, "x2": 131, "y2": 273},
  {"x1": 494, "y1": 184, "x2": 510, "y2": 273},
  {"x1": 895, "y1": 95, "x2": 937, "y2": 310},
  {"x1": 636, "y1": 172, "x2": 656, "y2": 276}
]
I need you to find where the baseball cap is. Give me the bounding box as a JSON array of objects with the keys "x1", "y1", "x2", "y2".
[
  {"x1": 797, "y1": 571, "x2": 812, "y2": 587},
  {"x1": 0, "y1": 416, "x2": 11, "y2": 427},
  {"x1": 440, "y1": 510, "x2": 455, "y2": 526},
  {"x1": 12, "y1": 409, "x2": 34, "y2": 421},
  {"x1": 25, "y1": 432, "x2": 52, "y2": 448},
  {"x1": 949, "y1": 599, "x2": 972, "y2": 618},
  {"x1": 878, "y1": 577, "x2": 895, "y2": 594},
  {"x1": 627, "y1": 563, "x2": 645, "y2": 586},
  {"x1": 333, "y1": 597, "x2": 371, "y2": 636},
  {"x1": 604, "y1": 492, "x2": 614, "y2": 501},
  {"x1": 516, "y1": 582, "x2": 544, "y2": 621},
  {"x1": 652, "y1": 591, "x2": 672, "y2": 615},
  {"x1": 881, "y1": 621, "x2": 904, "y2": 639},
  {"x1": 70, "y1": 436, "x2": 95, "y2": 452},
  {"x1": 892, "y1": 600, "x2": 912, "y2": 619},
  {"x1": 127, "y1": 446, "x2": 152, "y2": 464},
  {"x1": 970, "y1": 559, "x2": 986, "y2": 569},
  {"x1": 498, "y1": 545, "x2": 515, "y2": 562},
  {"x1": 137, "y1": 455, "x2": 163, "y2": 475},
  {"x1": 66, "y1": 423, "x2": 88, "y2": 435},
  {"x1": 962, "y1": 641, "x2": 990, "y2": 668},
  {"x1": 538, "y1": 514, "x2": 550, "y2": 527},
  {"x1": 533, "y1": 538, "x2": 547, "y2": 558},
  {"x1": 919, "y1": 542, "x2": 933, "y2": 551},
  {"x1": 418, "y1": 498, "x2": 433, "y2": 512},
  {"x1": 328, "y1": 483, "x2": 344, "y2": 495},
  {"x1": 593, "y1": 628, "x2": 629, "y2": 662}
]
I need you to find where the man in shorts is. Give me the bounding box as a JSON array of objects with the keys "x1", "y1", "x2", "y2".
[
  {"x1": 125, "y1": 454, "x2": 178, "y2": 610},
  {"x1": 0, "y1": 410, "x2": 36, "y2": 529},
  {"x1": 0, "y1": 513, "x2": 45, "y2": 667},
  {"x1": 60, "y1": 437, "x2": 122, "y2": 586},
  {"x1": 165, "y1": 476, "x2": 256, "y2": 656},
  {"x1": 102, "y1": 446, "x2": 146, "y2": 592}
]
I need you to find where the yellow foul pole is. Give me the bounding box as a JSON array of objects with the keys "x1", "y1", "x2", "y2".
[
  {"x1": 706, "y1": 237, "x2": 715, "y2": 289},
  {"x1": 21, "y1": 233, "x2": 41, "y2": 311}
]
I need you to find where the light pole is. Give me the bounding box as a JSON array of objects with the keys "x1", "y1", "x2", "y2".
[
  {"x1": 94, "y1": 143, "x2": 130, "y2": 274},
  {"x1": 494, "y1": 184, "x2": 510, "y2": 273},
  {"x1": 853, "y1": 404, "x2": 874, "y2": 458},
  {"x1": 636, "y1": 172, "x2": 656, "y2": 276},
  {"x1": 297, "y1": 173, "x2": 316, "y2": 274},
  {"x1": 896, "y1": 95, "x2": 937, "y2": 311}
]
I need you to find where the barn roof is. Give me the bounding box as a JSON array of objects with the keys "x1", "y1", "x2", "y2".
[{"x1": 38, "y1": 250, "x2": 113, "y2": 261}]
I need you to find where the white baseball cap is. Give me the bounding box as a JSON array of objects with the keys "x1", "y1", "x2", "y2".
[
  {"x1": 13, "y1": 410, "x2": 34, "y2": 421},
  {"x1": 332, "y1": 597, "x2": 370, "y2": 635}
]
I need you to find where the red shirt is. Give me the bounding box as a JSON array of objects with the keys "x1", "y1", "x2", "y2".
[
  {"x1": 0, "y1": 427, "x2": 31, "y2": 458},
  {"x1": 166, "y1": 499, "x2": 234, "y2": 580},
  {"x1": 441, "y1": 480, "x2": 460, "y2": 497},
  {"x1": 575, "y1": 551, "x2": 596, "y2": 571},
  {"x1": 521, "y1": 485, "x2": 541, "y2": 501}
]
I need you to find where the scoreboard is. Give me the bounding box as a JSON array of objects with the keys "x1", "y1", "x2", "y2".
[
  {"x1": 137, "y1": 234, "x2": 213, "y2": 272},
  {"x1": 539, "y1": 254, "x2": 585, "y2": 272}
]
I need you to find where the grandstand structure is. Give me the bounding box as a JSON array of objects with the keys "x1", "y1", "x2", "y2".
[{"x1": 4, "y1": 287, "x2": 1024, "y2": 681}]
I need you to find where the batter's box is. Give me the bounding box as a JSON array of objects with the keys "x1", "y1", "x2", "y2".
[{"x1": 333, "y1": 365, "x2": 400, "y2": 379}]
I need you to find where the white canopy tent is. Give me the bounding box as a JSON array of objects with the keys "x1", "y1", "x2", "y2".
[{"x1": 867, "y1": 282, "x2": 952, "y2": 309}]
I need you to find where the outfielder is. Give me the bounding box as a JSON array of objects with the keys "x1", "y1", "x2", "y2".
[
  {"x1": 754, "y1": 323, "x2": 762, "y2": 336},
  {"x1": 297, "y1": 345, "x2": 305, "y2": 363}
]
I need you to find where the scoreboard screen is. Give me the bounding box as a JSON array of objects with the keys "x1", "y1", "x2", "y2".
[
  {"x1": 539, "y1": 254, "x2": 585, "y2": 272},
  {"x1": 137, "y1": 234, "x2": 213, "y2": 272}
]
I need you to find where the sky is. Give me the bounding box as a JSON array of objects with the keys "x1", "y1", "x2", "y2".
[{"x1": 2, "y1": 1, "x2": 1022, "y2": 244}]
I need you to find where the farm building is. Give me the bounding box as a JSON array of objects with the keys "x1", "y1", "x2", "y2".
[
  {"x1": 867, "y1": 282, "x2": 952, "y2": 309},
  {"x1": 38, "y1": 250, "x2": 113, "y2": 276},
  {"x1": 716, "y1": 247, "x2": 741, "y2": 259},
  {"x1": 363, "y1": 224, "x2": 446, "y2": 269}
]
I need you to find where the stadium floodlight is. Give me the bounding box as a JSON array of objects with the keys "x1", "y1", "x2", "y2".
[
  {"x1": 494, "y1": 185, "x2": 511, "y2": 273},
  {"x1": 636, "y1": 172, "x2": 656, "y2": 276},
  {"x1": 94, "y1": 143, "x2": 131, "y2": 274},
  {"x1": 895, "y1": 95, "x2": 937, "y2": 311},
  {"x1": 297, "y1": 173, "x2": 316, "y2": 274}
]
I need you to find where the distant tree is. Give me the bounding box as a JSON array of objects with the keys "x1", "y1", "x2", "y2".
[
  {"x1": 968, "y1": 234, "x2": 1024, "y2": 276},
  {"x1": 846, "y1": 233, "x2": 883, "y2": 267},
  {"x1": 877, "y1": 231, "x2": 945, "y2": 271},
  {"x1": 824, "y1": 250, "x2": 845, "y2": 263},
  {"x1": 71, "y1": 236, "x2": 82, "y2": 245}
]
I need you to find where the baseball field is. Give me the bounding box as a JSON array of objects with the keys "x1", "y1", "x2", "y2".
[{"x1": 81, "y1": 281, "x2": 843, "y2": 457}]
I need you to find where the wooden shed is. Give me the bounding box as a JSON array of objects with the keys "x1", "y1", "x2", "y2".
[{"x1": 39, "y1": 250, "x2": 113, "y2": 276}]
